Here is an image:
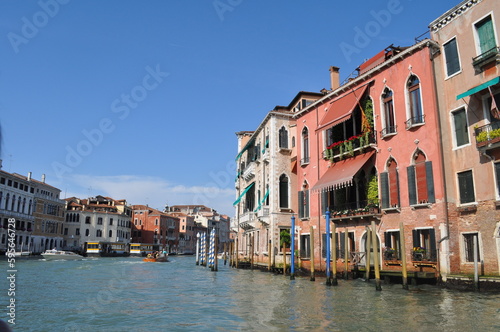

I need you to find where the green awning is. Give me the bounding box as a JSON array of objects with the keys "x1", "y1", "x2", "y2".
[
  {"x1": 233, "y1": 183, "x2": 254, "y2": 206},
  {"x1": 456, "y1": 76, "x2": 500, "y2": 100},
  {"x1": 235, "y1": 139, "x2": 255, "y2": 161},
  {"x1": 254, "y1": 188, "x2": 270, "y2": 212}
]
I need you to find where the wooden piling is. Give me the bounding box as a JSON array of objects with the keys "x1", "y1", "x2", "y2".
[
  {"x1": 235, "y1": 237, "x2": 239, "y2": 269},
  {"x1": 283, "y1": 242, "x2": 287, "y2": 275},
  {"x1": 371, "y1": 221, "x2": 381, "y2": 291},
  {"x1": 365, "y1": 226, "x2": 371, "y2": 281},
  {"x1": 310, "y1": 226, "x2": 315, "y2": 281},
  {"x1": 250, "y1": 234, "x2": 254, "y2": 270},
  {"x1": 331, "y1": 223, "x2": 337, "y2": 286},
  {"x1": 400, "y1": 222, "x2": 408, "y2": 290},
  {"x1": 205, "y1": 233, "x2": 209, "y2": 267},
  {"x1": 344, "y1": 229, "x2": 349, "y2": 280},
  {"x1": 268, "y1": 240, "x2": 272, "y2": 271},
  {"x1": 474, "y1": 235, "x2": 479, "y2": 291}
]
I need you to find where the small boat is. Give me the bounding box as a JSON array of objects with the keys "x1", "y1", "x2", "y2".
[
  {"x1": 143, "y1": 253, "x2": 169, "y2": 262},
  {"x1": 42, "y1": 249, "x2": 83, "y2": 260},
  {"x1": 15, "y1": 241, "x2": 32, "y2": 257}
]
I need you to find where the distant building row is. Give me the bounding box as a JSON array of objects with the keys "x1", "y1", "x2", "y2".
[
  {"x1": 233, "y1": 0, "x2": 500, "y2": 280},
  {"x1": 0, "y1": 167, "x2": 230, "y2": 256}
]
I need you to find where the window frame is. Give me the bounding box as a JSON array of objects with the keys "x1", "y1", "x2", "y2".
[
  {"x1": 406, "y1": 74, "x2": 425, "y2": 128},
  {"x1": 443, "y1": 36, "x2": 462, "y2": 79},
  {"x1": 472, "y1": 13, "x2": 498, "y2": 57},
  {"x1": 457, "y1": 169, "x2": 476, "y2": 205},
  {"x1": 380, "y1": 87, "x2": 397, "y2": 138},
  {"x1": 462, "y1": 232, "x2": 481, "y2": 263},
  {"x1": 451, "y1": 106, "x2": 470, "y2": 149}
]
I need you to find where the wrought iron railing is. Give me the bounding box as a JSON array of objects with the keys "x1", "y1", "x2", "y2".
[
  {"x1": 475, "y1": 121, "x2": 500, "y2": 147},
  {"x1": 328, "y1": 200, "x2": 380, "y2": 217},
  {"x1": 380, "y1": 125, "x2": 397, "y2": 137},
  {"x1": 472, "y1": 46, "x2": 499, "y2": 67},
  {"x1": 411, "y1": 248, "x2": 437, "y2": 262},
  {"x1": 405, "y1": 114, "x2": 425, "y2": 129},
  {"x1": 324, "y1": 131, "x2": 376, "y2": 159}
]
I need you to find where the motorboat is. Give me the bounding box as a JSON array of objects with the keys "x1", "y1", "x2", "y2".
[
  {"x1": 143, "y1": 252, "x2": 169, "y2": 262},
  {"x1": 42, "y1": 249, "x2": 83, "y2": 260}
]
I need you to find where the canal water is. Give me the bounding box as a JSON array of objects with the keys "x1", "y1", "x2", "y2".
[{"x1": 1, "y1": 256, "x2": 499, "y2": 331}]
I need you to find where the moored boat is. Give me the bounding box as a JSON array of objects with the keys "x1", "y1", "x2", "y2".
[
  {"x1": 42, "y1": 249, "x2": 83, "y2": 260},
  {"x1": 143, "y1": 252, "x2": 169, "y2": 262}
]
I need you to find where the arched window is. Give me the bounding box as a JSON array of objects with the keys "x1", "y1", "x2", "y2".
[
  {"x1": 85, "y1": 229, "x2": 90, "y2": 236},
  {"x1": 407, "y1": 150, "x2": 435, "y2": 205},
  {"x1": 96, "y1": 229, "x2": 102, "y2": 237},
  {"x1": 22, "y1": 198, "x2": 26, "y2": 214},
  {"x1": 382, "y1": 88, "x2": 396, "y2": 136},
  {"x1": 11, "y1": 195, "x2": 16, "y2": 211},
  {"x1": 380, "y1": 158, "x2": 400, "y2": 208},
  {"x1": 4, "y1": 194, "x2": 9, "y2": 211},
  {"x1": 279, "y1": 126, "x2": 288, "y2": 149},
  {"x1": 279, "y1": 174, "x2": 289, "y2": 208},
  {"x1": 301, "y1": 127, "x2": 309, "y2": 165},
  {"x1": 407, "y1": 75, "x2": 424, "y2": 126},
  {"x1": 17, "y1": 197, "x2": 21, "y2": 212},
  {"x1": 28, "y1": 200, "x2": 32, "y2": 215}
]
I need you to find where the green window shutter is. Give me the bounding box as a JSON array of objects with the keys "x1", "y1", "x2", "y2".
[
  {"x1": 444, "y1": 38, "x2": 460, "y2": 76},
  {"x1": 458, "y1": 171, "x2": 475, "y2": 204},
  {"x1": 425, "y1": 161, "x2": 436, "y2": 203},
  {"x1": 476, "y1": 17, "x2": 496, "y2": 54},
  {"x1": 384, "y1": 231, "x2": 391, "y2": 248},
  {"x1": 304, "y1": 189, "x2": 309, "y2": 218},
  {"x1": 380, "y1": 172, "x2": 389, "y2": 209},
  {"x1": 321, "y1": 191, "x2": 328, "y2": 215},
  {"x1": 407, "y1": 165, "x2": 417, "y2": 205},
  {"x1": 412, "y1": 229, "x2": 420, "y2": 248},
  {"x1": 429, "y1": 228, "x2": 436, "y2": 258},
  {"x1": 454, "y1": 109, "x2": 469, "y2": 146},
  {"x1": 298, "y1": 191, "x2": 304, "y2": 219},
  {"x1": 339, "y1": 232, "x2": 345, "y2": 258}
]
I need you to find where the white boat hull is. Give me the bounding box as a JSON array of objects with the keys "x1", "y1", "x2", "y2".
[{"x1": 42, "y1": 249, "x2": 83, "y2": 260}]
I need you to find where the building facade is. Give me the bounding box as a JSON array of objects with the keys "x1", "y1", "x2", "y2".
[{"x1": 430, "y1": 0, "x2": 500, "y2": 276}]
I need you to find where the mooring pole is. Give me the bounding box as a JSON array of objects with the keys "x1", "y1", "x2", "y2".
[
  {"x1": 268, "y1": 240, "x2": 272, "y2": 271},
  {"x1": 290, "y1": 215, "x2": 295, "y2": 280},
  {"x1": 195, "y1": 232, "x2": 200, "y2": 265},
  {"x1": 250, "y1": 233, "x2": 254, "y2": 270},
  {"x1": 400, "y1": 222, "x2": 408, "y2": 290},
  {"x1": 283, "y1": 242, "x2": 287, "y2": 275},
  {"x1": 214, "y1": 234, "x2": 218, "y2": 272},
  {"x1": 310, "y1": 226, "x2": 315, "y2": 281},
  {"x1": 235, "y1": 237, "x2": 239, "y2": 269},
  {"x1": 331, "y1": 223, "x2": 337, "y2": 286},
  {"x1": 371, "y1": 221, "x2": 381, "y2": 291},
  {"x1": 365, "y1": 226, "x2": 371, "y2": 281},
  {"x1": 474, "y1": 235, "x2": 479, "y2": 291},
  {"x1": 325, "y1": 211, "x2": 331, "y2": 286}
]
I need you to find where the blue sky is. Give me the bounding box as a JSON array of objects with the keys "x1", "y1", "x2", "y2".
[{"x1": 0, "y1": 0, "x2": 459, "y2": 215}]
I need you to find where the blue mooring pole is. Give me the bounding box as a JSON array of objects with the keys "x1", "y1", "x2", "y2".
[
  {"x1": 326, "y1": 210, "x2": 332, "y2": 286},
  {"x1": 290, "y1": 215, "x2": 295, "y2": 280}
]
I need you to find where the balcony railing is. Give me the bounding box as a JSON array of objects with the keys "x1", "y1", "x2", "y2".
[
  {"x1": 405, "y1": 114, "x2": 425, "y2": 129},
  {"x1": 472, "y1": 46, "x2": 500, "y2": 73},
  {"x1": 475, "y1": 121, "x2": 500, "y2": 149},
  {"x1": 328, "y1": 200, "x2": 380, "y2": 218},
  {"x1": 300, "y1": 156, "x2": 310, "y2": 166},
  {"x1": 324, "y1": 131, "x2": 376, "y2": 160},
  {"x1": 383, "y1": 247, "x2": 402, "y2": 261},
  {"x1": 380, "y1": 125, "x2": 397, "y2": 138},
  {"x1": 242, "y1": 162, "x2": 255, "y2": 181}
]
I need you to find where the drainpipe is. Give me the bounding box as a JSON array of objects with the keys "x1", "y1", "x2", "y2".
[{"x1": 429, "y1": 42, "x2": 450, "y2": 277}]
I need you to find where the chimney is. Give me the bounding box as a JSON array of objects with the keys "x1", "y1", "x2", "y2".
[
  {"x1": 329, "y1": 66, "x2": 340, "y2": 91},
  {"x1": 27, "y1": 172, "x2": 32, "y2": 181},
  {"x1": 41, "y1": 174, "x2": 46, "y2": 183}
]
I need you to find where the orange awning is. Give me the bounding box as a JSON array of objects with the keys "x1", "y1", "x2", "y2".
[
  {"x1": 317, "y1": 84, "x2": 369, "y2": 131},
  {"x1": 311, "y1": 151, "x2": 375, "y2": 193}
]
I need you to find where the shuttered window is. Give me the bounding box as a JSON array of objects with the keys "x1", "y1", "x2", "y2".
[
  {"x1": 298, "y1": 190, "x2": 309, "y2": 219},
  {"x1": 380, "y1": 172, "x2": 390, "y2": 209},
  {"x1": 458, "y1": 170, "x2": 475, "y2": 204},
  {"x1": 300, "y1": 234, "x2": 310, "y2": 258},
  {"x1": 279, "y1": 174, "x2": 289, "y2": 208},
  {"x1": 407, "y1": 159, "x2": 435, "y2": 205},
  {"x1": 475, "y1": 16, "x2": 496, "y2": 54},
  {"x1": 444, "y1": 38, "x2": 460, "y2": 76},
  {"x1": 453, "y1": 108, "x2": 469, "y2": 147}
]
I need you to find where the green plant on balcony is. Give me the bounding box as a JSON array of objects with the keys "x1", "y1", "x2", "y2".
[
  {"x1": 280, "y1": 229, "x2": 291, "y2": 248},
  {"x1": 367, "y1": 175, "x2": 379, "y2": 208},
  {"x1": 476, "y1": 128, "x2": 500, "y2": 143}
]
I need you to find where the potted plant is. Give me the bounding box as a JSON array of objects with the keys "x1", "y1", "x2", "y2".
[{"x1": 367, "y1": 175, "x2": 379, "y2": 213}]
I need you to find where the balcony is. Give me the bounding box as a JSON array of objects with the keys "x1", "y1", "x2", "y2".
[
  {"x1": 300, "y1": 156, "x2": 310, "y2": 166},
  {"x1": 238, "y1": 211, "x2": 257, "y2": 230},
  {"x1": 472, "y1": 46, "x2": 500, "y2": 74},
  {"x1": 475, "y1": 121, "x2": 500, "y2": 151},
  {"x1": 411, "y1": 247, "x2": 437, "y2": 268},
  {"x1": 329, "y1": 200, "x2": 381, "y2": 220},
  {"x1": 242, "y1": 162, "x2": 255, "y2": 181},
  {"x1": 405, "y1": 114, "x2": 425, "y2": 130},
  {"x1": 323, "y1": 131, "x2": 376, "y2": 161},
  {"x1": 256, "y1": 207, "x2": 270, "y2": 225}
]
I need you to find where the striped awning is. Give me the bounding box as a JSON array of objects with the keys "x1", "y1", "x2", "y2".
[
  {"x1": 311, "y1": 151, "x2": 375, "y2": 193},
  {"x1": 233, "y1": 183, "x2": 254, "y2": 206}
]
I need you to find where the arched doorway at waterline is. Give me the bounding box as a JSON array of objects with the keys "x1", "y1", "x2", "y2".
[{"x1": 361, "y1": 229, "x2": 381, "y2": 267}]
